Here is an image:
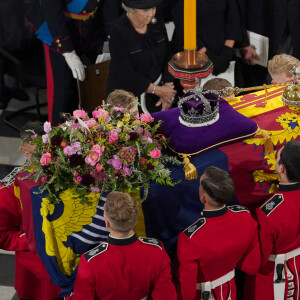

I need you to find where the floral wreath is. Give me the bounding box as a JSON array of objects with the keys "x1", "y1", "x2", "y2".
[{"x1": 23, "y1": 104, "x2": 180, "y2": 203}]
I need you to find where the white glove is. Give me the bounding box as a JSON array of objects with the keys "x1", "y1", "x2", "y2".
[
  {"x1": 95, "y1": 53, "x2": 111, "y2": 64},
  {"x1": 62, "y1": 51, "x2": 86, "y2": 81}
]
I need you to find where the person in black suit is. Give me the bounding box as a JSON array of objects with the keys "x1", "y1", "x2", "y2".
[
  {"x1": 171, "y1": 0, "x2": 242, "y2": 76},
  {"x1": 236, "y1": 0, "x2": 300, "y2": 87}
]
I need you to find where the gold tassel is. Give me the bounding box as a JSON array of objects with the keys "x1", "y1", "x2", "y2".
[
  {"x1": 183, "y1": 155, "x2": 198, "y2": 180},
  {"x1": 260, "y1": 129, "x2": 273, "y2": 155}
]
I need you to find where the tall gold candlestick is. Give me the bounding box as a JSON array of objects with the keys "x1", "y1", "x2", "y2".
[{"x1": 184, "y1": 0, "x2": 196, "y2": 50}]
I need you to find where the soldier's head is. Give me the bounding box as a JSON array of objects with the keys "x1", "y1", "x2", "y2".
[
  {"x1": 276, "y1": 141, "x2": 300, "y2": 183},
  {"x1": 104, "y1": 191, "x2": 139, "y2": 233},
  {"x1": 199, "y1": 166, "x2": 235, "y2": 207}
]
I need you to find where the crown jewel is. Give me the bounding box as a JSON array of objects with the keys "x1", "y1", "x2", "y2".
[{"x1": 178, "y1": 79, "x2": 220, "y2": 127}]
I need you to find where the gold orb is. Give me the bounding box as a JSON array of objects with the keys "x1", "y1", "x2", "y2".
[{"x1": 282, "y1": 83, "x2": 300, "y2": 113}]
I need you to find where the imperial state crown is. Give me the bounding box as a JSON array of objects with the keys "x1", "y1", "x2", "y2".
[{"x1": 178, "y1": 80, "x2": 220, "y2": 127}]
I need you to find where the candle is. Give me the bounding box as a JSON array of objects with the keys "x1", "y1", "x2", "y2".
[{"x1": 184, "y1": 0, "x2": 197, "y2": 50}]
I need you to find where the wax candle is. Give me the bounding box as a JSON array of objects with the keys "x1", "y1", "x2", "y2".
[{"x1": 184, "y1": 0, "x2": 196, "y2": 50}]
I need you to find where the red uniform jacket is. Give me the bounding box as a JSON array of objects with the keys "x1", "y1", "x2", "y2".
[
  {"x1": 0, "y1": 185, "x2": 61, "y2": 300},
  {"x1": 72, "y1": 234, "x2": 177, "y2": 300},
  {"x1": 245, "y1": 182, "x2": 300, "y2": 300},
  {"x1": 177, "y1": 205, "x2": 260, "y2": 300}
]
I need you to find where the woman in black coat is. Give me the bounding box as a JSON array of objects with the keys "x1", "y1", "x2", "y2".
[{"x1": 107, "y1": 0, "x2": 176, "y2": 113}]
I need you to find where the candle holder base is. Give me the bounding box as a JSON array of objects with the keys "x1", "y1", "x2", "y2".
[
  {"x1": 172, "y1": 50, "x2": 208, "y2": 69},
  {"x1": 168, "y1": 50, "x2": 213, "y2": 90}
]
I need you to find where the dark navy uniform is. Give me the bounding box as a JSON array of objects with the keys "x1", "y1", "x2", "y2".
[
  {"x1": 26, "y1": 0, "x2": 121, "y2": 125},
  {"x1": 245, "y1": 182, "x2": 300, "y2": 300},
  {"x1": 177, "y1": 205, "x2": 260, "y2": 300},
  {"x1": 71, "y1": 234, "x2": 177, "y2": 300}
]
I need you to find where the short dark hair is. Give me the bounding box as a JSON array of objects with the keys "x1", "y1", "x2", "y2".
[
  {"x1": 201, "y1": 166, "x2": 235, "y2": 205},
  {"x1": 104, "y1": 191, "x2": 138, "y2": 232},
  {"x1": 278, "y1": 141, "x2": 300, "y2": 182}
]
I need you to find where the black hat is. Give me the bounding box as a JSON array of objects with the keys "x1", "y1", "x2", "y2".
[{"x1": 123, "y1": 0, "x2": 161, "y2": 9}]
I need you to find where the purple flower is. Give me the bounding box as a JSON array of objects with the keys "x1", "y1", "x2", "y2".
[
  {"x1": 75, "y1": 176, "x2": 83, "y2": 183},
  {"x1": 123, "y1": 166, "x2": 132, "y2": 176},
  {"x1": 64, "y1": 146, "x2": 73, "y2": 156},
  {"x1": 107, "y1": 155, "x2": 122, "y2": 170},
  {"x1": 72, "y1": 142, "x2": 81, "y2": 154},
  {"x1": 43, "y1": 121, "x2": 51, "y2": 134},
  {"x1": 147, "y1": 163, "x2": 154, "y2": 170},
  {"x1": 42, "y1": 134, "x2": 49, "y2": 144}
]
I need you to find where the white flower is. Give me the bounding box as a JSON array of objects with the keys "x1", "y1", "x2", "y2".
[
  {"x1": 43, "y1": 121, "x2": 51, "y2": 134},
  {"x1": 42, "y1": 134, "x2": 49, "y2": 144}
]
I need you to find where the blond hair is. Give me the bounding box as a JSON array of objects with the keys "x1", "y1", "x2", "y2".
[
  {"x1": 203, "y1": 78, "x2": 232, "y2": 91},
  {"x1": 106, "y1": 89, "x2": 137, "y2": 110},
  {"x1": 268, "y1": 54, "x2": 300, "y2": 77},
  {"x1": 104, "y1": 192, "x2": 138, "y2": 232}
]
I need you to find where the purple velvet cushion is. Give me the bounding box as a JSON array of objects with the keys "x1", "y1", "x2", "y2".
[{"x1": 152, "y1": 98, "x2": 258, "y2": 154}]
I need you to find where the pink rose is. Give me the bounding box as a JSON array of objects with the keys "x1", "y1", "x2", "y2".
[
  {"x1": 43, "y1": 121, "x2": 51, "y2": 134},
  {"x1": 63, "y1": 146, "x2": 73, "y2": 156},
  {"x1": 85, "y1": 152, "x2": 101, "y2": 166},
  {"x1": 150, "y1": 149, "x2": 161, "y2": 158},
  {"x1": 92, "y1": 109, "x2": 111, "y2": 122},
  {"x1": 91, "y1": 145, "x2": 104, "y2": 155},
  {"x1": 109, "y1": 134, "x2": 118, "y2": 143},
  {"x1": 85, "y1": 145, "x2": 104, "y2": 166},
  {"x1": 40, "y1": 153, "x2": 52, "y2": 166},
  {"x1": 96, "y1": 163, "x2": 103, "y2": 171},
  {"x1": 84, "y1": 119, "x2": 98, "y2": 129},
  {"x1": 73, "y1": 109, "x2": 86, "y2": 119},
  {"x1": 140, "y1": 113, "x2": 152, "y2": 123}
]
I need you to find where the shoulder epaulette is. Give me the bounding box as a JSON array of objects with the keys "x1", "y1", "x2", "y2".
[
  {"x1": 228, "y1": 205, "x2": 249, "y2": 213},
  {"x1": 84, "y1": 242, "x2": 108, "y2": 262},
  {"x1": 138, "y1": 237, "x2": 162, "y2": 250},
  {"x1": 260, "y1": 194, "x2": 284, "y2": 216},
  {"x1": 183, "y1": 218, "x2": 206, "y2": 238}
]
